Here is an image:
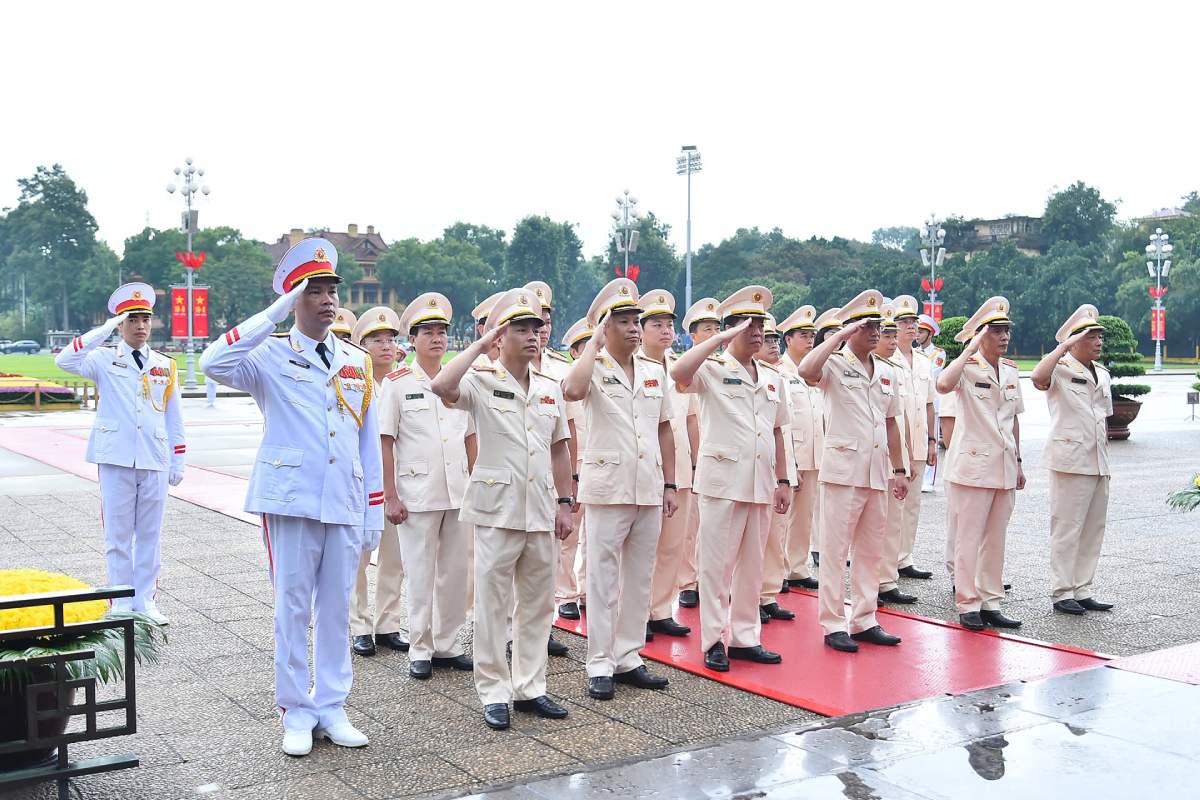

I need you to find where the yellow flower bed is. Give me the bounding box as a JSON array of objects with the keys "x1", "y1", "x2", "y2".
[{"x1": 0, "y1": 569, "x2": 108, "y2": 632}]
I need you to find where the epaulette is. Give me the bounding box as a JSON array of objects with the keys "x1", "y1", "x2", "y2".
[
  {"x1": 471, "y1": 364, "x2": 497, "y2": 372},
  {"x1": 879, "y1": 356, "x2": 902, "y2": 369},
  {"x1": 531, "y1": 366, "x2": 547, "y2": 378},
  {"x1": 270, "y1": 332, "x2": 289, "y2": 338},
  {"x1": 705, "y1": 354, "x2": 725, "y2": 364},
  {"x1": 1001, "y1": 357, "x2": 1016, "y2": 367},
  {"x1": 341, "y1": 339, "x2": 368, "y2": 354},
  {"x1": 545, "y1": 349, "x2": 571, "y2": 363},
  {"x1": 755, "y1": 358, "x2": 780, "y2": 373},
  {"x1": 1094, "y1": 362, "x2": 1109, "y2": 373},
  {"x1": 636, "y1": 352, "x2": 663, "y2": 365},
  {"x1": 386, "y1": 367, "x2": 411, "y2": 380}
]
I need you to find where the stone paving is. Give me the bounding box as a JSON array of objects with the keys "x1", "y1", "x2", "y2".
[{"x1": 2, "y1": 373, "x2": 1198, "y2": 798}]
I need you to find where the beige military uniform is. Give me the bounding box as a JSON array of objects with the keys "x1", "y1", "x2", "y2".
[
  {"x1": 758, "y1": 355, "x2": 801, "y2": 604},
  {"x1": 542, "y1": 349, "x2": 586, "y2": 608},
  {"x1": 877, "y1": 355, "x2": 913, "y2": 594},
  {"x1": 943, "y1": 355, "x2": 1024, "y2": 614},
  {"x1": 379, "y1": 362, "x2": 471, "y2": 662},
  {"x1": 781, "y1": 353, "x2": 823, "y2": 581},
  {"x1": 682, "y1": 353, "x2": 788, "y2": 652},
  {"x1": 939, "y1": 384, "x2": 959, "y2": 577},
  {"x1": 816, "y1": 350, "x2": 900, "y2": 634},
  {"x1": 578, "y1": 349, "x2": 672, "y2": 676},
  {"x1": 648, "y1": 350, "x2": 696, "y2": 621},
  {"x1": 450, "y1": 362, "x2": 569, "y2": 705},
  {"x1": 1041, "y1": 352, "x2": 1112, "y2": 603},
  {"x1": 676, "y1": 391, "x2": 702, "y2": 594}
]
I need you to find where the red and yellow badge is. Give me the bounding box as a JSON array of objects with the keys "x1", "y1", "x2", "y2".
[
  {"x1": 881, "y1": 377, "x2": 891, "y2": 386},
  {"x1": 540, "y1": 395, "x2": 556, "y2": 405},
  {"x1": 644, "y1": 378, "x2": 660, "y2": 388},
  {"x1": 767, "y1": 383, "x2": 776, "y2": 392},
  {"x1": 339, "y1": 365, "x2": 366, "y2": 380}
]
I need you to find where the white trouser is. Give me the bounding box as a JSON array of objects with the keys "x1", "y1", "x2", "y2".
[
  {"x1": 584, "y1": 504, "x2": 662, "y2": 677},
  {"x1": 398, "y1": 509, "x2": 470, "y2": 661},
  {"x1": 897, "y1": 461, "x2": 927, "y2": 570},
  {"x1": 350, "y1": 521, "x2": 405, "y2": 636},
  {"x1": 262, "y1": 514, "x2": 363, "y2": 733},
  {"x1": 98, "y1": 463, "x2": 168, "y2": 612},
  {"x1": 697, "y1": 496, "x2": 769, "y2": 652},
  {"x1": 1049, "y1": 472, "x2": 1110, "y2": 603},
  {"x1": 474, "y1": 526, "x2": 554, "y2": 705},
  {"x1": 949, "y1": 483, "x2": 1015, "y2": 614},
  {"x1": 785, "y1": 470, "x2": 819, "y2": 581},
  {"x1": 555, "y1": 507, "x2": 586, "y2": 605},
  {"x1": 818, "y1": 483, "x2": 886, "y2": 635},
  {"x1": 648, "y1": 488, "x2": 693, "y2": 621}
]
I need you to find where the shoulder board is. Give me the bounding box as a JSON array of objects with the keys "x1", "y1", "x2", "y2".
[
  {"x1": 705, "y1": 354, "x2": 725, "y2": 364},
  {"x1": 912, "y1": 349, "x2": 931, "y2": 361},
  {"x1": 967, "y1": 354, "x2": 981, "y2": 365},
  {"x1": 99, "y1": 344, "x2": 116, "y2": 350},
  {"x1": 471, "y1": 364, "x2": 497, "y2": 372},
  {"x1": 531, "y1": 367, "x2": 547, "y2": 378},
  {"x1": 1094, "y1": 362, "x2": 1109, "y2": 373},
  {"x1": 883, "y1": 357, "x2": 903, "y2": 368},
  {"x1": 545, "y1": 349, "x2": 571, "y2": 363},
  {"x1": 755, "y1": 359, "x2": 780, "y2": 373},
  {"x1": 270, "y1": 332, "x2": 290, "y2": 338},
  {"x1": 1001, "y1": 358, "x2": 1016, "y2": 367},
  {"x1": 341, "y1": 339, "x2": 368, "y2": 354},
  {"x1": 386, "y1": 368, "x2": 411, "y2": 380},
  {"x1": 636, "y1": 353, "x2": 663, "y2": 365}
]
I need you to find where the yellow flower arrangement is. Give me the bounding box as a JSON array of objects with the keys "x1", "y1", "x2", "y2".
[
  {"x1": 1167, "y1": 474, "x2": 1200, "y2": 513},
  {"x1": 0, "y1": 569, "x2": 108, "y2": 632}
]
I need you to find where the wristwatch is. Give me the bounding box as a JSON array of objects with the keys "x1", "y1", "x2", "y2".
[
  {"x1": 893, "y1": 468, "x2": 907, "y2": 475},
  {"x1": 777, "y1": 478, "x2": 791, "y2": 486},
  {"x1": 664, "y1": 482, "x2": 678, "y2": 491},
  {"x1": 557, "y1": 496, "x2": 574, "y2": 505}
]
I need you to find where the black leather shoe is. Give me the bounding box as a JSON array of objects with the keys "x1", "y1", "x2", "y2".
[
  {"x1": 959, "y1": 612, "x2": 985, "y2": 631},
  {"x1": 704, "y1": 643, "x2": 729, "y2": 672},
  {"x1": 1054, "y1": 599, "x2": 1087, "y2": 615},
  {"x1": 409, "y1": 659, "x2": 432, "y2": 679},
  {"x1": 678, "y1": 589, "x2": 699, "y2": 608},
  {"x1": 898, "y1": 565, "x2": 933, "y2": 580},
  {"x1": 483, "y1": 703, "x2": 509, "y2": 730},
  {"x1": 558, "y1": 602, "x2": 581, "y2": 620},
  {"x1": 811, "y1": 551, "x2": 820, "y2": 567},
  {"x1": 376, "y1": 632, "x2": 410, "y2": 651},
  {"x1": 850, "y1": 625, "x2": 902, "y2": 646},
  {"x1": 787, "y1": 577, "x2": 819, "y2": 590},
  {"x1": 1078, "y1": 598, "x2": 1114, "y2": 612},
  {"x1": 728, "y1": 645, "x2": 782, "y2": 664},
  {"x1": 824, "y1": 632, "x2": 859, "y2": 652},
  {"x1": 352, "y1": 634, "x2": 376, "y2": 656},
  {"x1": 432, "y1": 654, "x2": 473, "y2": 670},
  {"x1": 547, "y1": 636, "x2": 569, "y2": 657},
  {"x1": 613, "y1": 665, "x2": 669, "y2": 689},
  {"x1": 1004, "y1": 583, "x2": 1013, "y2": 591},
  {"x1": 588, "y1": 676, "x2": 615, "y2": 700},
  {"x1": 759, "y1": 606, "x2": 771, "y2": 624},
  {"x1": 879, "y1": 588, "x2": 919, "y2": 605},
  {"x1": 648, "y1": 617, "x2": 691, "y2": 637},
  {"x1": 980, "y1": 610, "x2": 1022, "y2": 629},
  {"x1": 779, "y1": 581, "x2": 791, "y2": 594},
  {"x1": 513, "y1": 695, "x2": 568, "y2": 718},
  {"x1": 761, "y1": 602, "x2": 795, "y2": 621}
]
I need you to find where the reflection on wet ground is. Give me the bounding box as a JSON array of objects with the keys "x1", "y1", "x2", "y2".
[{"x1": 465, "y1": 665, "x2": 1199, "y2": 799}]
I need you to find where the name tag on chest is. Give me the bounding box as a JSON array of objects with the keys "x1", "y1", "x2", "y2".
[
  {"x1": 1070, "y1": 377, "x2": 1088, "y2": 385},
  {"x1": 493, "y1": 390, "x2": 515, "y2": 400},
  {"x1": 974, "y1": 382, "x2": 991, "y2": 389},
  {"x1": 406, "y1": 392, "x2": 425, "y2": 400},
  {"x1": 602, "y1": 376, "x2": 622, "y2": 385},
  {"x1": 842, "y1": 370, "x2": 861, "y2": 378},
  {"x1": 288, "y1": 359, "x2": 310, "y2": 369},
  {"x1": 723, "y1": 378, "x2": 743, "y2": 385},
  {"x1": 111, "y1": 361, "x2": 127, "y2": 369}
]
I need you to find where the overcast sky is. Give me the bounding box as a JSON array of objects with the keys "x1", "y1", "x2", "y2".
[{"x1": 4, "y1": 1, "x2": 1199, "y2": 259}]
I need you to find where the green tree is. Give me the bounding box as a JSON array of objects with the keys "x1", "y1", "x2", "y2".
[
  {"x1": 337, "y1": 251, "x2": 364, "y2": 288},
  {"x1": 72, "y1": 243, "x2": 121, "y2": 327},
  {"x1": 1098, "y1": 315, "x2": 1150, "y2": 399},
  {"x1": 1042, "y1": 181, "x2": 1117, "y2": 247},
  {"x1": 605, "y1": 212, "x2": 681, "y2": 298},
  {"x1": 505, "y1": 216, "x2": 585, "y2": 330},
  {"x1": 935, "y1": 316, "x2": 967, "y2": 360},
  {"x1": 120, "y1": 227, "x2": 187, "y2": 290},
  {"x1": 201, "y1": 239, "x2": 274, "y2": 333},
  {"x1": 376, "y1": 237, "x2": 495, "y2": 338},
  {"x1": 443, "y1": 222, "x2": 507, "y2": 277},
  {"x1": 871, "y1": 226, "x2": 919, "y2": 252}
]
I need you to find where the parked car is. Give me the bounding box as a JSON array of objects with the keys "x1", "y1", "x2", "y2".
[
  {"x1": 4, "y1": 340, "x2": 42, "y2": 354},
  {"x1": 0, "y1": 340, "x2": 12, "y2": 352}
]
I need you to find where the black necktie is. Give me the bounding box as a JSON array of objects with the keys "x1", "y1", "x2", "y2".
[
  {"x1": 132, "y1": 350, "x2": 144, "y2": 370},
  {"x1": 316, "y1": 342, "x2": 331, "y2": 369}
]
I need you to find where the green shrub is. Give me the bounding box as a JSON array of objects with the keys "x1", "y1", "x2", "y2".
[
  {"x1": 1098, "y1": 315, "x2": 1151, "y2": 401},
  {"x1": 934, "y1": 316, "x2": 967, "y2": 360}
]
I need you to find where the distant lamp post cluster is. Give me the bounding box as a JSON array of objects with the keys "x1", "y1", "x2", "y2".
[
  {"x1": 1145, "y1": 227, "x2": 1172, "y2": 372},
  {"x1": 166, "y1": 157, "x2": 211, "y2": 390},
  {"x1": 676, "y1": 146, "x2": 702, "y2": 310},
  {"x1": 919, "y1": 220, "x2": 947, "y2": 320},
  {"x1": 611, "y1": 190, "x2": 642, "y2": 278}
]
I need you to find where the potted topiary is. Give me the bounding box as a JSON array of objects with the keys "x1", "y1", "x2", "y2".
[
  {"x1": 1097, "y1": 315, "x2": 1151, "y2": 440},
  {"x1": 934, "y1": 315, "x2": 968, "y2": 361}
]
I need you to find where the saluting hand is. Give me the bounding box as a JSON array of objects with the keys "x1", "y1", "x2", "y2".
[
  {"x1": 836, "y1": 319, "x2": 868, "y2": 341},
  {"x1": 715, "y1": 317, "x2": 753, "y2": 344},
  {"x1": 962, "y1": 331, "x2": 985, "y2": 358},
  {"x1": 476, "y1": 320, "x2": 510, "y2": 351},
  {"x1": 266, "y1": 278, "x2": 310, "y2": 324}
]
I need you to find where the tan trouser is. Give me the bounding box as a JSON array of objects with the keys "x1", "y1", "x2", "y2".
[
  {"x1": 677, "y1": 494, "x2": 700, "y2": 592},
  {"x1": 1049, "y1": 472, "x2": 1109, "y2": 603},
  {"x1": 944, "y1": 480, "x2": 957, "y2": 579},
  {"x1": 473, "y1": 526, "x2": 555, "y2": 705},
  {"x1": 350, "y1": 521, "x2": 405, "y2": 636},
  {"x1": 397, "y1": 509, "x2": 470, "y2": 662},
  {"x1": 818, "y1": 483, "x2": 886, "y2": 635},
  {"x1": 878, "y1": 483, "x2": 906, "y2": 593},
  {"x1": 648, "y1": 488, "x2": 694, "y2": 621},
  {"x1": 949, "y1": 482, "x2": 1015, "y2": 614},
  {"x1": 697, "y1": 496, "x2": 769, "y2": 652},
  {"x1": 584, "y1": 504, "x2": 662, "y2": 677},
  {"x1": 897, "y1": 460, "x2": 927, "y2": 570},
  {"x1": 785, "y1": 470, "x2": 818, "y2": 580},
  {"x1": 759, "y1": 504, "x2": 789, "y2": 605},
  {"x1": 555, "y1": 507, "x2": 586, "y2": 605}
]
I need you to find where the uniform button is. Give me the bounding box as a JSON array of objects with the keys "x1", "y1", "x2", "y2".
[
  {"x1": 639, "y1": 454, "x2": 644, "y2": 460},
  {"x1": 329, "y1": 431, "x2": 336, "y2": 437},
  {"x1": 329, "y1": 457, "x2": 336, "y2": 464},
  {"x1": 874, "y1": 444, "x2": 879, "y2": 449},
  {"x1": 327, "y1": 405, "x2": 333, "y2": 412}
]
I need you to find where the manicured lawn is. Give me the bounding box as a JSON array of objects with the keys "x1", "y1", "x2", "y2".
[{"x1": 0, "y1": 353, "x2": 206, "y2": 387}]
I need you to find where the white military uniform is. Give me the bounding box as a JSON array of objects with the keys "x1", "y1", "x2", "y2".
[
  {"x1": 1040, "y1": 306, "x2": 1113, "y2": 604},
  {"x1": 56, "y1": 286, "x2": 185, "y2": 614},
  {"x1": 450, "y1": 356, "x2": 569, "y2": 705},
  {"x1": 200, "y1": 253, "x2": 384, "y2": 736}
]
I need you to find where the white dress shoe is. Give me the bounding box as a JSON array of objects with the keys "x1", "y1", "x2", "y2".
[
  {"x1": 281, "y1": 728, "x2": 312, "y2": 757},
  {"x1": 142, "y1": 603, "x2": 170, "y2": 626},
  {"x1": 315, "y1": 722, "x2": 368, "y2": 748}
]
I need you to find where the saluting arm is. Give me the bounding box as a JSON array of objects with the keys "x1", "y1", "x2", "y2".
[
  {"x1": 561, "y1": 318, "x2": 606, "y2": 401},
  {"x1": 199, "y1": 280, "x2": 308, "y2": 393},
  {"x1": 431, "y1": 323, "x2": 506, "y2": 405},
  {"x1": 55, "y1": 313, "x2": 128, "y2": 381},
  {"x1": 670, "y1": 319, "x2": 750, "y2": 389},
  {"x1": 936, "y1": 334, "x2": 982, "y2": 394},
  {"x1": 797, "y1": 320, "x2": 860, "y2": 385}
]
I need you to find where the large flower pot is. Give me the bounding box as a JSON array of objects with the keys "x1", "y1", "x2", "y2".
[
  {"x1": 0, "y1": 668, "x2": 73, "y2": 771},
  {"x1": 1106, "y1": 397, "x2": 1143, "y2": 441}
]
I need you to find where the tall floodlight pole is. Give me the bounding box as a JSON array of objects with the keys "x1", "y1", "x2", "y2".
[
  {"x1": 1145, "y1": 227, "x2": 1173, "y2": 373},
  {"x1": 611, "y1": 189, "x2": 641, "y2": 274},
  {"x1": 919, "y1": 219, "x2": 947, "y2": 312},
  {"x1": 676, "y1": 146, "x2": 702, "y2": 310},
  {"x1": 167, "y1": 157, "x2": 211, "y2": 390}
]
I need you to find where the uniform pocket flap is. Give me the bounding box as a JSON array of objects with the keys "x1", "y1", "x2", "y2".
[
  {"x1": 700, "y1": 445, "x2": 739, "y2": 462},
  {"x1": 259, "y1": 446, "x2": 303, "y2": 468},
  {"x1": 825, "y1": 436, "x2": 859, "y2": 452},
  {"x1": 98, "y1": 422, "x2": 119, "y2": 433},
  {"x1": 962, "y1": 440, "x2": 992, "y2": 457},
  {"x1": 471, "y1": 466, "x2": 512, "y2": 486},
  {"x1": 398, "y1": 461, "x2": 430, "y2": 476},
  {"x1": 583, "y1": 450, "x2": 621, "y2": 466}
]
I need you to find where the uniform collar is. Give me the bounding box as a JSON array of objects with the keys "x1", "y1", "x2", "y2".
[
  {"x1": 116, "y1": 340, "x2": 151, "y2": 371},
  {"x1": 290, "y1": 326, "x2": 338, "y2": 374}
]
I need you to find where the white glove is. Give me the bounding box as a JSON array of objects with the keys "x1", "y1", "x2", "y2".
[
  {"x1": 105, "y1": 312, "x2": 129, "y2": 330},
  {"x1": 363, "y1": 529, "x2": 382, "y2": 553},
  {"x1": 168, "y1": 467, "x2": 184, "y2": 487},
  {"x1": 265, "y1": 279, "x2": 309, "y2": 325}
]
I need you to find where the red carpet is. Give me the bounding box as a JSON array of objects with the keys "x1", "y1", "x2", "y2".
[
  {"x1": 1108, "y1": 641, "x2": 1200, "y2": 685},
  {"x1": 555, "y1": 592, "x2": 1107, "y2": 716}
]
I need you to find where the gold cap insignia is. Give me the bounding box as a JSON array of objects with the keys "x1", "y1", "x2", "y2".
[
  {"x1": 867, "y1": 296, "x2": 877, "y2": 306},
  {"x1": 619, "y1": 286, "x2": 629, "y2": 295},
  {"x1": 706, "y1": 302, "x2": 715, "y2": 310},
  {"x1": 313, "y1": 247, "x2": 328, "y2": 262},
  {"x1": 753, "y1": 292, "x2": 762, "y2": 302},
  {"x1": 657, "y1": 294, "x2": 665, "y2": 303},
  {"x1": 132, "y1": 291, "x2": 143, "y2": 299},
  {"x1": 378, "y1": 313, "x2": 386, "y2": 322},
  {"x1": 428, "y1": 298, "x2": 438, "y2": 307},
  {"x1": 998, "y1": 302, "x2": 1006, "y2": 312},
  {"x1": 518, "y1": 295, "x2": 528, "y2": 305}
]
